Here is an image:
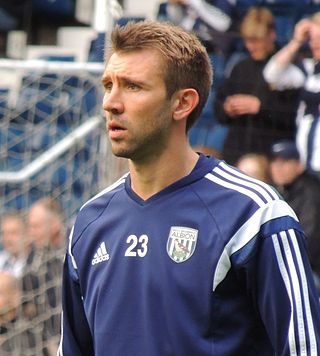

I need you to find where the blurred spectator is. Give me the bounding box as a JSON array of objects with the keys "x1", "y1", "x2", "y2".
[
  {"x1": 215, "y1": 7, "x2": 300, "y2": 165},
  {"x1": 27, "y1": 197, "x2": 65, "y2": 250},
  {"x1": 0, "y1": 212, "x2": 29, "y2": 278},
  {"x1": 0, "y1": 271, "x2": 36, "y2": 355},
  {"x1": 264, "y1": 12, "x2": 320, "y2": 177},
  {"x1": 270, "y1": 140, "x2": 320, "y2": 292},
  {"x1": 22, "y1": 197, "x2": 65, "y2": 355},
  {"x1": 157, "y1": 0, "x2": 238, "y2": 158},
  {"x1": 158, "y1": 0, "x2": 237, "y2": 54},
  {"x1": 236, "y1": 152, "x2": 272, "y2": 183}
]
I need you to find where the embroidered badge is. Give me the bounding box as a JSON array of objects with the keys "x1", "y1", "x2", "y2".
[{"x1": 166, "y1": 226, "x2": 198, "y2": 263}]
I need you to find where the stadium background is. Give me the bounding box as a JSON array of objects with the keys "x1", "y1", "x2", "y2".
[{"x1": 0, "y1": 0, "x2": 319, "y2": 354}]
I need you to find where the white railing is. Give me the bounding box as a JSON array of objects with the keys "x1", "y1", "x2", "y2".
[
  {"x1": 0, "y1": 116, "x2": 103, "y2": 184},
  {"x1": 0, "y1": 58, "x2": 105, "y2": 73}
]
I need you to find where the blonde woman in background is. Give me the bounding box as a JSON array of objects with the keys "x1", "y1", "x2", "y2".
[{"x1": 264, "y1": 12, "x2": 320, "y2": 177}]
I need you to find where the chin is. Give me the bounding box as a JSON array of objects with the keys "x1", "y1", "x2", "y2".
[{"x1": 112, "y1": 147, "x2": 133, "y2": 159}]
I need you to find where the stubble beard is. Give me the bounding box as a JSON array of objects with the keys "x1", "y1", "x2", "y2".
[{"x1": 110, "y1": 117, "x2": 171, "y2": 164}]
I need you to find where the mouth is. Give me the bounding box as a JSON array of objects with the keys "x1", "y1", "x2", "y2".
[
  {"x1": 108, "y1": 120, "x2": 126, "y2": 131},
  {"x1": 108, "y1": 121, "x2": 127, "y2": 139}
]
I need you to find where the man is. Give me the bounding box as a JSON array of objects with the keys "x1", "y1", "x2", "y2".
[
  {"x1": 0, "y1": 271, "x2": 36, "y2": 355},
  {"x1": 58, "y1": 20, "x2": 320, "y2": 355},
  {"x1": 0, "y1": 212, "x2": 28, "y2": 278},
  {"x1": 215, "y1": 7, "x2": 300, "y2": 165},
  {"x1": 23, "y1": 197, "x2": 64, "y2": 355},
  {"x1": 27, "y1": 197, "x2": 65, "y2": 250},
  {"x1": 270, "y1": 140, "x2": 320, "y2": 292},
  {"x1": 264, "y1": 12, "x2": 320, "y2": 177}
]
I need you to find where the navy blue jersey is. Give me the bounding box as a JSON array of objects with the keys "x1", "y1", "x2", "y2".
[{"x1": 58, "y1": 155, "x2": 320, "y2": 355}]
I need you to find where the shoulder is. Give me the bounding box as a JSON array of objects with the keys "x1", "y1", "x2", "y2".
[
  {"x1": 200, "y1": 160, "x2": 298, "y2": 234},
  {"x1": 203, "y1": 160, "x2": 280, "y2": 207},
  {"x1": 72, "y1": 173, "x2": 128, "y2": 244}
]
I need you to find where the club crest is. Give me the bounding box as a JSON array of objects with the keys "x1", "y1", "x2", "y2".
[{"x1": 167, "y1": 226, "x2": 198, "y2": 263}]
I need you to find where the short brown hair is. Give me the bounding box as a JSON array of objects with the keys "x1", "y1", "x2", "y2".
[
  {"x1": 240, "y1": 7, "x2": 275, "y2": 39},
  {"x1": 107, "y1": 20, "x2": 213, "y2": 131}
]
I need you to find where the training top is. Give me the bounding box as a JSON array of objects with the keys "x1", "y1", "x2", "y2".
[{"x1": 58, "y1": 154, "x2": 320, "y2": 355}]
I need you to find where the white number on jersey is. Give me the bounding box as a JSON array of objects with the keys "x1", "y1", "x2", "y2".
[{"x1": 125, "y1": 234, "x2": 149, "y2": 257}]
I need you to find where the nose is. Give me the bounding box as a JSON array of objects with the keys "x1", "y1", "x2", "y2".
[{"x1": 102, "y1": 88, "x2": 124, "y2": 115}]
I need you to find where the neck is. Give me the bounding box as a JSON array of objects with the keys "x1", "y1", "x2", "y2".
[{"x1": 128, "y1": 142, "x2": 199, "y2": 200}]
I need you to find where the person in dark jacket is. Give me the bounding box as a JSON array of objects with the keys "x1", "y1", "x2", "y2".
[
  {"x1": 270, "y1": 140, "x2": 320, "y2": 292},
  {"x1": 215, "y1": 7, "x2": 300, "y2": 165}
]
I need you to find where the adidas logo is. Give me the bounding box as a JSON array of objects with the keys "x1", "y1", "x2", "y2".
[{"x1": 92, "y1": 242, "x2": 110, "y2": 265}]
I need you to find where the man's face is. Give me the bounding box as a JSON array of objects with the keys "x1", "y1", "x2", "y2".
[
  {"x1": 1, "y1": 217, "x2": 25, "y2": 257},
  {"x1": 102, "y1": 49, "x2": 174, "y2": 163},
  {"x1": 28, "y1": 205, "x2": 51, "y2": 248},
  {"x1": 270, "y1": 158, "x2": 301, "y2": 186}
]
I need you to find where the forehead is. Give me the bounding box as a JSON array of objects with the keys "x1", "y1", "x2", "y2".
[{"x1": 104, "y1": 49, "x2": 164, "y2": 78}]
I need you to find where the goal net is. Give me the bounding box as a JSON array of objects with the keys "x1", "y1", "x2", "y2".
[{"x1": 0, "y1": 59, "x2": 127, "y2": 355}]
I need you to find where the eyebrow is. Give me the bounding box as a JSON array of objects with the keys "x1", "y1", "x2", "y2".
[{"x1": 101, "y1": 74, "x2": 148, "y2": 87}]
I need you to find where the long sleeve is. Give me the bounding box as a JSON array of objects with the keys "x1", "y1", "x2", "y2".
[
  {"x1": 263, "y1": 54, "x2": 305, "y2": 90},
  {"x1": 242, "y1": 227, "x2": 320, "y2": 354},
  {"x1": 185, "y1": 0, "x2": 235, "y2": 32},
  {"x1": 57, "y1": 252, "x2": 94, "y2": 355}
]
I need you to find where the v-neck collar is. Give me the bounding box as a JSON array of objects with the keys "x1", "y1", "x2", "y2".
[{"x1": 124, "y1": 154, "x2": 218, "y2": 205}]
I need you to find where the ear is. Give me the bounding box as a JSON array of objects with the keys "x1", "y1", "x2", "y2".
[{"x1": 172, "y1": 88, "x2": 199, "y2": 122}]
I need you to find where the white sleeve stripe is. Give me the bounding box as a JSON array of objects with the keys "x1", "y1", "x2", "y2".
[
  {"x1": 213, "y1": 200, "x2": 298, "y2": 290},
  {"x1": 219, "y1": 161, "x2": 279, "y2": 200},
  {"x1": 80, "y1": 174, "x2": 127, "y2": 211},
  {"x1": 289, "y1": 229, "x2": 318, "y2": 355},
  {"x1": 214, "y1": 166, "x2": 274, "y2": 203},
  {"x1": 280, "y1": 231, "x2": 307, "y2": 355},
  {"x1": 273, "y1": 230, "x2": 318, "y2": 355},
  {"x1": 70, "y1": 174, "x2": 127, "y2": 270},
  {"x1": 205, "y1": 172, "x2": 266, "y2": 207},
  {"x1": 272, "y1": 233, "x2": 297, "y2": 356},
  {"x1": 68, "y1": 226, "x2": 78, "y2": 271},
  {"x1": 57, "y1": 311, "x2": 63, "y2": 356}
]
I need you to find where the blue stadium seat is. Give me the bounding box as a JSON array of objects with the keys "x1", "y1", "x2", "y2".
[
  {"x1": 57, "y1": 75, "x2": 101, "y2": 130},
  {"x1": 7, "y1": 124, "x2": 28, "y2": 153},
  {"x1": 116, "y1": 16, "x2": 146, "y2": 27},
  {"x1": 0, "y1": 89, "x2": 9, "y2": 119},
  {"x1": 52, "y1": 164, "x2": 68, "y2": 187},
  {"x1": 88, "y1": 32, "x2": 105, "y2": 62},
  {"x1": 14, "y1": 73, "x2": 60, "y2": 124},
  {"x1": 32, "y1": 0, "x2": 75, "y2": 17}
]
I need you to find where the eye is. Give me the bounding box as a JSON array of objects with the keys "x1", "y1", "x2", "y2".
[
  {"x1": 103, "y1": 81, "x2": 113, "y2": 92},
  {"x1": 126, "y1": 82, "x2": 140, "y2": 91}
]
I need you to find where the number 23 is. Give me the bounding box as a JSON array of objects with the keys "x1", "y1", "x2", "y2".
[{"x1": 125, "y1": 234, "x2": 149, "y2": 257}]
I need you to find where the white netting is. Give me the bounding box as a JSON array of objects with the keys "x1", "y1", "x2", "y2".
[{"x1": 0, "y1": 59, "x2": 127, "y2": 355}]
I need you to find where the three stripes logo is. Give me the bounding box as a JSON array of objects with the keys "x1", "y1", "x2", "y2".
[{"x1": 92, "y1": 242, "x2": 110, "y2": 265}]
